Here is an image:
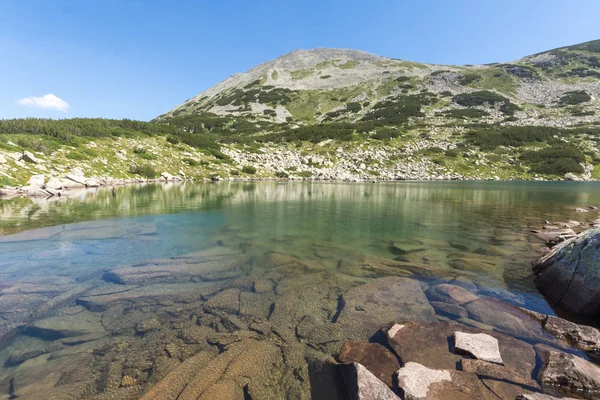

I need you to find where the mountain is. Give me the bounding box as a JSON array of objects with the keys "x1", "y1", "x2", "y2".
[
  {"x1": 2, "y1": 41, "x2": 600, "y2": 194},
  {"x1": 156, "y1": 41, "x2": 600, "y2": 128}
]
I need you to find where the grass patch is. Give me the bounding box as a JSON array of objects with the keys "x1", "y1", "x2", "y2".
[
  {"x1": 338, "y1": 60, "x2": 359, "y2": 70},
  {"x1": 291, "y1": 69, "x2": 313, "y2": 80}
]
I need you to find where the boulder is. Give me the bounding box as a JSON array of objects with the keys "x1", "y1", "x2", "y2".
[
  {"x1": 338, "y1": 342, "x2": 400, "y2": 387},
  {"x1": 543, "y1": 315, "x2": 600, "y2": 352},
  {"x1": 339, "y1": 362, "x2": 399, "y2": 400},
  {"x1": 539, "y1": 350, "x2": 600, "y2": 396},
  {"x1": 21, "y1": 151, "x2": 41, "y2": 163},
  {"x1": 453, "y1": 332, "x2": 503, "y2": 364},
  {"x1": 533, "y1": 226, "x2": 600, "y2": 315},
  {"x1": 45, "y1": 177, "x2": 76, "y2": 190},
  {"x1": 0, "y1": 154, "x2": 6, "y2": 164},
  {"x1": 27, "y1": 174, "x2": 45, "y2": 187},
  {"x1": 575, "y1": 207, "x2": 589, "y2": 213},
  {"x1": 564, "y1": 173, "x2": 580, "y2": 181}
]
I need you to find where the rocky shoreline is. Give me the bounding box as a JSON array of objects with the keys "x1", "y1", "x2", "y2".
[{"x1": 0, "y1": 168, "x2": 594, "y2": 200}]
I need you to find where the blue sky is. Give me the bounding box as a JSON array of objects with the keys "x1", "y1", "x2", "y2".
[{"x1": 1, "y1": 0, "x2": 599, "y2": 121}]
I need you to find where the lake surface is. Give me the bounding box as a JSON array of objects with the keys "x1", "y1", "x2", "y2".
[{"x1": 0, "y1": 181, "x2": 599, "y2": 399}]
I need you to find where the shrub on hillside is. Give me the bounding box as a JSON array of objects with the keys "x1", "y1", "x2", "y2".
[
  {"x1": 453, "y1": 91, "x2": 520, "y2": 115},
  {"x1": 242, "y1": 165, "x2": 257, "y2": 174},
  {"x1": 129, "y1": 164, "x2": 158, "y2": 179},
  {"x1": 465, "y1": 125, "x2": 562, "y2": 150},
  {"x1": 521, "y1": 145, "x2": 585, "y2": 175},
  {"x1": 443, "y1": 109, "x2": 489, "y2": 119},
  {"x1": 559, "y1": 91, "x2": 591, "y2": 105}
]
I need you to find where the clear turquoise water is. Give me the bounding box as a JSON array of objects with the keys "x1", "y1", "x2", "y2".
[
  {"x1": 1, "y1": 181, "x2": 599, "y2": 398},
  {"x1": 2, "y1": 181, "x2": 599, "y2": 310}
]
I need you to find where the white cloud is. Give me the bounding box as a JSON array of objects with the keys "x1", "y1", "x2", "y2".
[{"x1": 17, "y1": 94, "x2": 70, "y2": 112}]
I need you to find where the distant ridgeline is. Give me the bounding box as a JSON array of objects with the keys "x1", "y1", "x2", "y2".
[{"x1": 1, "y1": 40, "x2": 600, "y2": 186}]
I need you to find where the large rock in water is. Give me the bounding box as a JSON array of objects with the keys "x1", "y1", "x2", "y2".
[{"x1": 533, "y1": 227, "x2": 600, "y2": 315}]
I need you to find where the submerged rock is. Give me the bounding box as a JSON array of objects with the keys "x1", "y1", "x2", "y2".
[
  {"x1": 139, "y1": 350, "x2": 216, "y2": 400},
  {"x1": 533, "y1": 226, "x2": 600, "y2": 315},
  {"x1": 103, "y1": 253, "x2": 248, "y2": 286},
  {"x1": 336, "y1": 277, "x2": 435, "y2": 340},
  {"x1": 463, "y1": 297, "x2": 544, "y2": 339},
  {"x1": 427, "y1": 283, "x2": 479, "y2": 305}
]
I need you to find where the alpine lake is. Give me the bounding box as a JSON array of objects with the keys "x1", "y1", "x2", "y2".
[{"x1": 1, "y1": 180, "x2": 599, "y2": 399}]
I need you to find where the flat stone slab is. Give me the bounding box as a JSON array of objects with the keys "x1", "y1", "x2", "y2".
[
  {"x1": 339, "y1": 362, "x2": 400, "y2": 400},
  {"x1": 453, "y1": 331, "x2": 503, "y2": 364},
  {"x1": 396, "y1": 362, "x2": 489, "y2": 400}
]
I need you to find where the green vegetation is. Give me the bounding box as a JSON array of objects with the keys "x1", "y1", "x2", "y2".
[
  {"x1": 275, "y1": 171, "x2": 289, "y2": 178},
  {"x1": 0, "y1": 118, "x2": 181, "y2": 141},
  {"x1": 568, "y1": 39, "x2": 600, "y2": 53},
  {"x1": 242, "y1": 165, "x2": 257, "y2": 174},
  {"x1": 521, "y1": 145, "x2": 585, "y2": 175},
  {"x1": 129, "y1": 164, "x2": 158, "y2": 179},
  {"x1": 338, "y1": 60, "x2": 359, "y2": 70},
  {"x1": 557, "y1": 67, "x2": 600, "y2": 78},
  {"x1": 559, "y1": 91, "x2": 591, "y2": 105},
  {"x1": 465, "y1": 125, "x2": 562, "y2": 150},
  {"x1": 453, "y1": 91, "x2": 520, "y2": 115},
  {"x1": 458, "y1": 74, "x2": 481, "y2": 85},
  {"x1": 183, "y1": 157, "x2": 200, "y2": 166},
  {"x1": 443, "y1": 109, "x2": 490, "y2": 119},
  {"x1": 361, "y1": 93, "x2": 435, "y2": 124},
  {"x1": 346, "y1": 102, "x2": 362, "y2": 113},
  {"x1": 296, "y1": 171, "x2": 313, "y2": 178},
  {"x1": 291, "y1": 69, "x2": 313, "y2": 80}
]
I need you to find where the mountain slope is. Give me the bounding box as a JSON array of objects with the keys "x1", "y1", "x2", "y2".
[{"x1": 156, "y1": 41, "x2": 600, "y2": 128}]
